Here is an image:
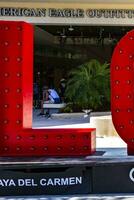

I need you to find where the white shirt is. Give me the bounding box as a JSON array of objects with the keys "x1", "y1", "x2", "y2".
[{"x1": 48, "y1": 89, "x2": 60, "y2": 99}]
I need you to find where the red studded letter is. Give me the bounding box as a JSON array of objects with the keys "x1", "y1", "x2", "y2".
[
  {"x1": 0, "y1": 21, "x2": 96, "y2": 156},
  {"x1": 111, "y1": 30, "x2": 134, "y2": 155}
]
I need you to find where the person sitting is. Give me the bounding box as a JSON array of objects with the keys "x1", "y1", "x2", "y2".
[
  {"x1": 38, "y1": 87, "x2": 60, "y2": 117},
  {"x1": 48, "y1": 89, "x2": 61, "y2": 104}
]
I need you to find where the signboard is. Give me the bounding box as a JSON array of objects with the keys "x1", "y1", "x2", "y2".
[
  {"x1": 0, "y1": 165, "x2": 91, "y2": 196},
  {"x1": 0, "y1": 7, "x2": 134, "y2": 25},
  {"x1": 0, "y1": 160, "x2": 134, "y2": 195},
  {"x1": 93, "y1": 165, "x2": 134, "y2": 193}
]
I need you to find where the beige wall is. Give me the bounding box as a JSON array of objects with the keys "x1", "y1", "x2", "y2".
[{"x1": 0, "y1": 1, "x2": 133, "y2": 9}]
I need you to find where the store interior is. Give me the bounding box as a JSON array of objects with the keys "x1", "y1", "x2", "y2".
[{"x1": 34, "y1": 25, "x2": 134, "y2": 106}]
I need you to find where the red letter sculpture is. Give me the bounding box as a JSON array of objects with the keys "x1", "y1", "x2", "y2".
[
  {"x1": 0, "y1": 21, "x2": 96, "y2": 156},
  {"x1": 111, "y1": 30, "x2": 134, "y2": 155}
]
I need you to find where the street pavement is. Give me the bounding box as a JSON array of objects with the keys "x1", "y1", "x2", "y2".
[
  {"x1": 33, "y1": 109, "x2": 127, "y2": 154},
  {"x1": 1, "y1": 195, "x2": 134, "y2": 200}
]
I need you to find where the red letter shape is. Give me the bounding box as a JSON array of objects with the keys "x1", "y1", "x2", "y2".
[
  {"x1": 111, "y1": 30, "x2": 134, "y2": 155},
  {"x1": 0, "y1": 21, "x2": 96, "y2": 156}
]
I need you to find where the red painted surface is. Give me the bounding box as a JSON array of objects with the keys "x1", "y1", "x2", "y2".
[
  {"x1": 111, "y1": 30, "x2": 134, "y2": 155},
  {"x1": 0, "y1": 21, "x2": 96, "y2": 156}
]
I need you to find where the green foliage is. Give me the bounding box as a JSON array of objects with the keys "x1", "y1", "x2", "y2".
[{"x1": 65, "y1": 59, "x2": 110, "y2": 111}]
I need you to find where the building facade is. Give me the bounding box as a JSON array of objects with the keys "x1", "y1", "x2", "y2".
[{"x1": 0, "y1": 0, "x2": 133, "y2": 26}]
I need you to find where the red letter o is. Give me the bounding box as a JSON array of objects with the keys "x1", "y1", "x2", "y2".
[{"x1": 111, "y1": 30, "x2": 134, "y2": 155}]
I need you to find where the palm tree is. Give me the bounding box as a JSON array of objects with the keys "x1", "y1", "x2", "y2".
[{"x1": 65, "y1": 59, "x2": 110, "y2": 111}]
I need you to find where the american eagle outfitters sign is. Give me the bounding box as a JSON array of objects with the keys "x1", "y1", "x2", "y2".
[
  {"x1": 0, "y1": 8, "x2": 134, "y2": 19},
  {"x1": 0, "y1": 8, "x2": 134, "y2": 25}
]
